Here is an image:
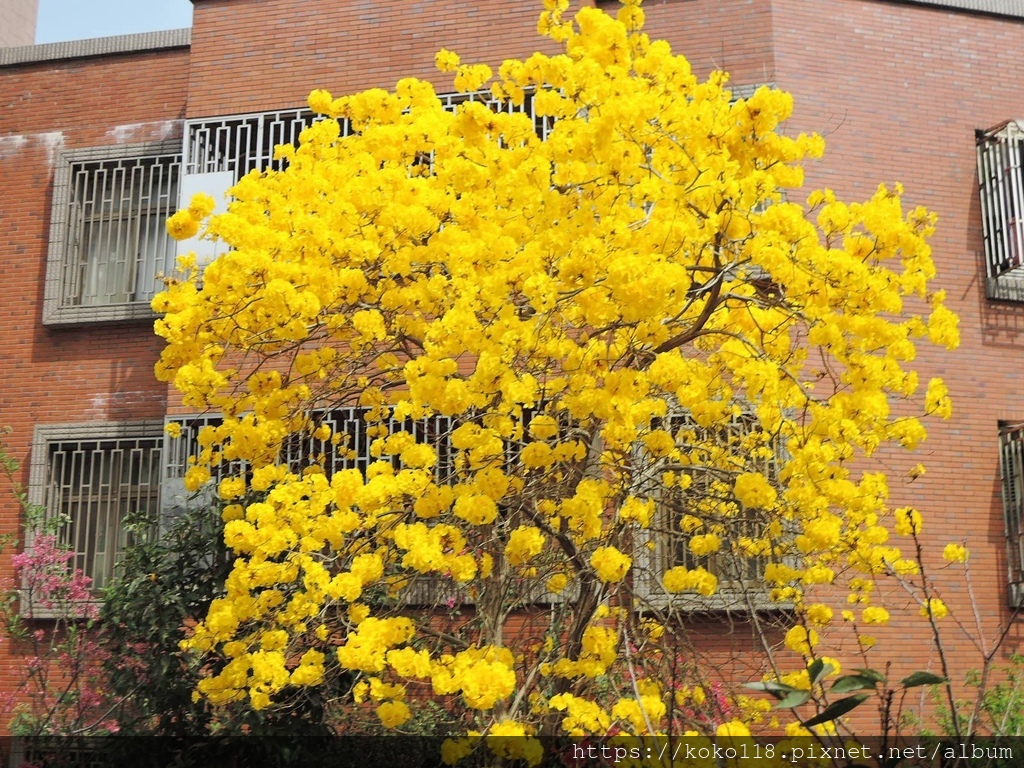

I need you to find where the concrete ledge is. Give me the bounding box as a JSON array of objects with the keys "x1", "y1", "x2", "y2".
[
  {"x1": 885, "y1": 0, "x2": 1024, "y2": 18},
  {"x1": 1, "y1": 28, "x2": 190, "y2": 68}
]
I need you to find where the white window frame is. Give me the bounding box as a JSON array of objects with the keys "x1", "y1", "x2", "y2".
[
  {"x1": 43, "y1": 140, "x2": 182, "y2": 325},
  {"x1": 26, "y1": 421, "x2": 163, "y2": 616}
]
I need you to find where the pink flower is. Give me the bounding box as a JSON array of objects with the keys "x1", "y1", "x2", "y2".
[{"x1": 15, "y1": 535, "x2": 96, "y2": 613}]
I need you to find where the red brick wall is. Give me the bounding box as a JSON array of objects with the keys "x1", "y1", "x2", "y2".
[
  {"x1": 0, "y1": 48, "x2": 189, "y2": 463},
  {"x1": 0, "y1": 47, "x2": 188, "y2": 710},
  {"x1": 3, "y1": 0, "x2": 1024, "y2": 733},
  {"x1": 0, "y1": 49, "x2": 188, "y2": 141},
  {"x1": 185, "y1": 0, "x2": 560, "y2": 118},
  {"x1": 185, "y1": 0, "x2": 774, "y2": 118},
  {"x1": 637, "y1": 0, "x2": 776, "y2": 86},
  {"x1": 774, "y1": 0, "x2": 1024, "y2": 695}
]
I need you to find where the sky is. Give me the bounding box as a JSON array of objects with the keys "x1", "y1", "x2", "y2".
[{"x1": 35, "y1": 0, "x2": 194, "y2": 44}]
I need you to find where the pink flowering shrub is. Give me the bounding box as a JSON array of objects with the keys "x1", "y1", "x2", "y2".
[
  {"x1": 13, "y1": 535, "x2": 96, "y2": 618},
  {"x1": 0, "y1": 539, "x2": 113, "y2": 738},
  {"x1": 0, "y1": 430, "x2": 118, "y2": 745}
]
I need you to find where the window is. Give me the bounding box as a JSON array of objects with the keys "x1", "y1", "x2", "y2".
[
  {"x1": 162, "y1": 408, "x2": 572, "y2": 606},
  {"x1": 182, "y1": 90, "x2": 552, "y2": 184},
  {"x1": 44, "y1": 141, "x2": 182, "y2": 325},
  {"x1": 977, "y1": 121, "x2": 1024, "y2": 301},
  {"x1": 162, "y1": 407, "x2": 455, "y2": 497},
  {"x1": 1000, "y1": 422, "x2": 1024, "y2": 606},
  {"x1": 178, "y1": 93, "x2": 551, "y2": 267},
  {"x1": 161, "y1": 407, "x2": 459, "y2": 529},
  {"x1": 27, "y1": 422, "x2": 163, "y2": 608},
  {"x1": 163, "y1": 408, "x2": 464, "y2": 605},
  {"x1": 634, "y1": 409, "x2": 786, "y2": 611},
  {"x1": 436, "y1": 88, "x2": 555, "y2": 142}
]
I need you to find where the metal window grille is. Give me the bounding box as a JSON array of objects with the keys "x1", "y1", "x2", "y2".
[
  {"x1": 671, "y1": 412, "x2": 778, "y2": 580},
  {"x1": 436, "y1": 88, "x2": 556, "y2": 142},
  {"x1": 160, "y1": 413, "x2": 226, "y2": 525},
  {"x1": 62, "y1": 153, "x2": 179, "y2": 308},
  {"x1": 162, "y1": 409, "x2": 577, "y2": 606},
  {"x1": 634, "y1": 409, "x2": 784, "y2": 608},
  {"x1": 977, "y1": 122, "x2": 1024, "y2": 301},
  {"x1": 40, "y1": 433, "x2": 161, "y2": 592},
  {"x1": 163, "y1": 413, "x2": 227, "y2": 482},
  {"x1": 184, "y1": 108, "x2": 329, "y2": 177},
  {"x1": 164, "y1": 408, "x2": 456, "y2": 486},
  {"x1": 290, "y1": 408, "x2": 457, "y2": 483},
  {"x1": 183, "y1": 89, "x2": 553, "y2": 180},
  {"x1": 1000, "y1": 422, "x2": 1024, "y2": 606}
]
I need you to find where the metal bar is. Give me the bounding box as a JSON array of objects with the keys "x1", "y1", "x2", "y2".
[{"x1": 43, "y1": 437, "x2": 161, "y2": 591}]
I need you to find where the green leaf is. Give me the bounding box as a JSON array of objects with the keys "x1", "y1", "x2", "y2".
[
  {"x1": 831, "y1": 674, "x2": 879, "y2": 694},
  {"x1": 744, "y1": 681, "x2": 797, "y2": 699},
  {"x1": 855, "y1": 668, "x2": 886, "y2": 683},
  {"x1": 775, "y1": 689, "x2": 811, "y2": 709},
  {"x1": 900, "y1": 671, "x2": 947, "y2": 688},
  {"x1": 808, "y1": 659, "x2": 835, "y2": 686},
  {"x1": 800, "y1": 694, "x2": 870, "y2": 729}
]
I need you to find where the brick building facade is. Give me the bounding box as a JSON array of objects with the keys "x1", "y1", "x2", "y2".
[{"x1": 2, "y1": 0, "x2": 1024, "y2": 734}]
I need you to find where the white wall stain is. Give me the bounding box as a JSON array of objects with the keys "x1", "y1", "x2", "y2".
[
  {"x1": 0, "y1": 135, "x2": 28, "y2": 159},
  {"x1": 107, "y1": 120, "x2": 180, "y2": 143},
  {"x1": 35, "y1": 131, "x2": 64, "y2": 167},
  {"x1": 0, "y1": 133, "x2": 63, "y2": 165},
  {"x1": 87, "y1": 394, "x2": 109, "y2": 418}
]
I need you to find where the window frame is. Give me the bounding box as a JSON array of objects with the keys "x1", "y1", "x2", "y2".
[
  {"x1": 977, "y1": 121, "x2": 1024, "y2": 302},
  {"x1": 632, "y1": 408, "x2": 792, "y2": 613},
  {"x1": 26, "y1": 420, "x2": 164, "y2": 617},
  {"x1": 162, "y1": 407, "x2": 574, "y2": 607},
  {"x1": 43, "y1": 139, "x2": 182, "y2": 326},
  {"x1": 999, "y1": 421, "x2": 1024, "y2": 607}
]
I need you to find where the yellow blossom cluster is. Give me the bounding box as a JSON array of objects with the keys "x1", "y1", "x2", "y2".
[
  {"x1": 662, "y1": 566, "x2": 719, "y2": 597},
  {"x1": 156, "y1": 0, "x2": 960, "y2": 741},
  {"x1": 589, "y1": 546, "x2": 632, "y2": 583},
  {"x1": 920, "y1": 597, "x2": 949, "y2": 621},
  {"x1": 943, "y1": 543, "x2": 968, "y2": 563},
  {"x1": 431, "y1": 646, "x2": 518, "y2": 709},
  {"x1": 165, "y1": 192, "x2": 215, "y2": 241}
]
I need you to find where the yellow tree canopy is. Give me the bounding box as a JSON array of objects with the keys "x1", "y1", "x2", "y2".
[{"x1": 155, "y1": 0, "x2": 958, "y2": 746}]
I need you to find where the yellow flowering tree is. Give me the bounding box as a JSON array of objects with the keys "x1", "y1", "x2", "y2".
[{"x1": 154, "y1": 0, "x2": 962, "y2": 750}]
